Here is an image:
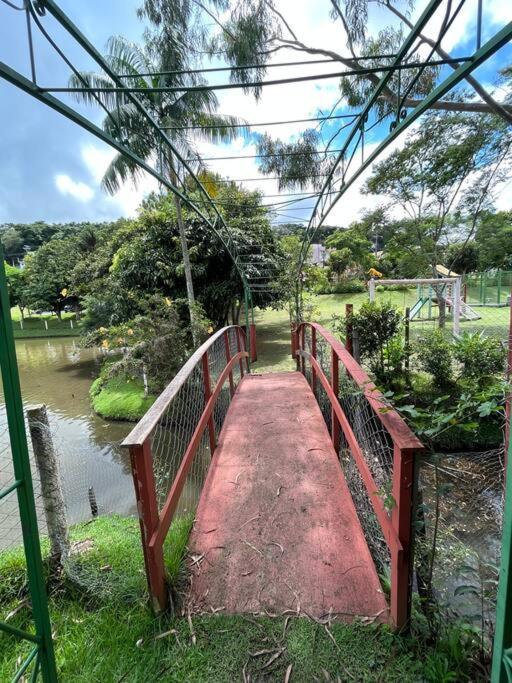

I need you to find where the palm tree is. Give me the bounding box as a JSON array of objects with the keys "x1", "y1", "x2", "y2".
[{"x1": 69, "y1": 35, "x2": 246, "y2": 343}]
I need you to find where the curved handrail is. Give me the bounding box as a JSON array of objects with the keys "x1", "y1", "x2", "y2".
[
  {"x1": 296, "y1": 322, "x2": 423, "y2": 451},
  {"x1": 295, "y1": 320, "x2": 425, "y2": 629},
  {"x1": 122, "y1": 325, "x2": 247, "y2": 447}
]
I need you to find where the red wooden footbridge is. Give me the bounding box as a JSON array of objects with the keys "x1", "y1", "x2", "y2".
[{"x1": 122, "y1": 324, "x2": 424, "y2": 630}]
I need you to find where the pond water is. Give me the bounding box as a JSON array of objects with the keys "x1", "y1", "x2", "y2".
[{"x1": 0, "y1": 338, "x2": 137, "y2": 549}]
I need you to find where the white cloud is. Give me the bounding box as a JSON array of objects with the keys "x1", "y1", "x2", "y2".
[
  {"x1": 81, "y1": 143, "x2": 159, "y2": 216},
  {"x1": 54, "y1": 174, "x2": 94, "y2": 202}
]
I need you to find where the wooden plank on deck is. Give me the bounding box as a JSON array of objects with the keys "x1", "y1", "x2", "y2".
[{"x1": 187, "y1": 372, "x2": 389, "y2": 622}]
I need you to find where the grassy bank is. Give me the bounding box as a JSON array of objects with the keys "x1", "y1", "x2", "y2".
[
  {"x1": 90, "y1": 373, "x2": 155, "y2": 421},
  {"x1": 0, "y1": 515, "x2": 480, "y2": 682}
]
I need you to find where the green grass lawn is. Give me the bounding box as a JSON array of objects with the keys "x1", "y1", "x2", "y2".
[
  {"x1": 0, "y1": 515, "x2": 480, "y2": 682},
  {"x1": 251, "y1": 292, "x2": 412, "y2": 374},
  {"x1": 10, "y1": 307, "x2": 80, "y2": 339},
  {"x1": 251, "y1": 291, "x2": 511, "y2": 373}
]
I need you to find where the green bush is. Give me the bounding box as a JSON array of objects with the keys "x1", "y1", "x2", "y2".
[
  {"x1": 348, "y1": 301, "x2": 404, "y2": 386},
  {"x1": 453, "y1": 332, "x2": 506, "y2": 381},
  {"x1": 416, "y1": 330, "x2": 454, "y2": 390},
  {"x1": 329, "y1": 279, "x2": 366, "y2": 294}
]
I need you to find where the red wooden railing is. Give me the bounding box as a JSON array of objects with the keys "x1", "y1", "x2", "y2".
[
  {"x1": 293, "y1": 322, "x2": 425, "y2": 630},
  {"x1": 122, "y1": 326, "x2": 249, "y2": 612}
]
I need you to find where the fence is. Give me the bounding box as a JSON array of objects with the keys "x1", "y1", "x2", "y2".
[
  {"x1": 121, "y1": 325, "x2": 249, "y2": 612},
  {"x1": 0, "y1": 408, "x2": 135, "y2": 553},
  {"x1": 371, "y1": 280, "x2": 511, "y2": 343},
  {"x1": 294, "y1": 322, "x2": 425, "y2": 630},
  {"x1": 464, "y1": 270, "x2": 512, "y2": 307},
  {"x1": 415, "y1": 448, "x2": 504, "y2": 646},
  {"x1": 0, "y1": 256, "x2": 57, "y2": 681}
]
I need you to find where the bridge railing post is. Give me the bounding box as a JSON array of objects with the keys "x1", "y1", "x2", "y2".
[
  {"x1": 330, "y1": 348, "x2": 340, "y2": 450},
  {"x1": 390, "y1": 444, "x2": 416, "y2": 630},
  {"x1": 300, "y1": 325, "x2": 306, "y2": 375},
  {"x1": 202, "y1": 352, "x2": 216, "y2": 454},
  {"x1": 236, "y1": 327, "x2": 246, "y2": 376},
  {"x1": 291, "y1": 322, "x2": 298, "y2": 363},
  {"x1": 311, "y1": 326, "x2": 317, "y2": 394},
  {"x1": 128, "y1": 439, "x2": 167, "y2": 613},
  {"x1": 224, "y1": 330, "x2": 235, "y2": 398}
]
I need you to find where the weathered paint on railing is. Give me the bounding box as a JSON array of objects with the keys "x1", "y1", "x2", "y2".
[
  {"x1": 122, "y1": 326, "x2": 249, "y2": 612},
  {"x1": 294, "y1": 321, "x2": 425, "y2": 630}
]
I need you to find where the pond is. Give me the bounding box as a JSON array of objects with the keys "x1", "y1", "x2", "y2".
[{"x1": 0, "y1": 337, "x2": 137, "y2": 549}]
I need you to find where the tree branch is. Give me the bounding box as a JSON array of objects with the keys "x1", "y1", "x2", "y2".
[
  {"x1": 384, "y1": 0, "x2": 512, "y2": 125},
  {"x1": 263, "y1": 0, "x2": 298, "y2": 41}
]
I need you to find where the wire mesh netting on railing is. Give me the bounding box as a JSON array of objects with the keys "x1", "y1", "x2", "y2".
[
  {"x1": 149, "y1": 327, "x2": 244, "y2": 518},
  {"x1": 416, "y1": 448, "x2": 505, "y2": 644},
  {"x1": 300, "y1": 328, "x2": 394, "y2": 576},
  {"x1": 0, "y1": 406, "x2": 135, "y2": 553}
]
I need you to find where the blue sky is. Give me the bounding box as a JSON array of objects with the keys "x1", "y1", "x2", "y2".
[{"x1": 0, "y1": 0, "x2": 510, "y2": 227}]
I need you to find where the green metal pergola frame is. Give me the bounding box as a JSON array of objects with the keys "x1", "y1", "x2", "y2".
[
  {"x1": 1, "y1": 1, "x2": 512, "y2": 680},
  {"x1": 0, "y1": 248, "x2": 58, "y2": 682}
]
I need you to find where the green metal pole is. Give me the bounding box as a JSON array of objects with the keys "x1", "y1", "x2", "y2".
[
  {"x1": 0, "y1": 252, "x2": 57, "y2": 682},
  {"x1": 492, "y1": 432, "x2": 512, "y2": 682},
  {"x1": 498, "y1": 269, "x2": 502, "y2": 306},
  {"x1": 244, "y1": 286, "x2": 250, "y2": 363},
  {"x1": 492, "y1": 297, "x2": 512, "y2": 682}
]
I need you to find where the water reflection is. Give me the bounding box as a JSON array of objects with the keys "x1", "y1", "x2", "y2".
[{"x1": 0, "y1": 338, "x2": 137, "y2": 548}]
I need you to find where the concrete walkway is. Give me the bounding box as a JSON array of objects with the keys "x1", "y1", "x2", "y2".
[{"x1": 187, "y1": 372, "x2": 389, "y2": 622}]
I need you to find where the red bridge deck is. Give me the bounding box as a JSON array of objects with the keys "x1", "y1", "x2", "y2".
[{"x1": 188, "y1": 372, "x2": 389, "y2": 622}]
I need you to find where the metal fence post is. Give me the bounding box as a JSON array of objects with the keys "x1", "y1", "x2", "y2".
[
  {"x1": 202, "y1": 352, "x2": 216, "y2": 454},
  {"x1": 404, "y1": 308, "x2": 410, "y2": 376},
  {"x1": 129, "y1": 440, "x2": 167, "y2": 613},
  {"x1": 390, "y1": 445, "x2": 416, "y2": 631},
  {"x1": 0, "y1": 255, "x2": 58, "y2": 681},
  {"x1": 492, "y1": 421, "x2": 512, "y2": 681},
  {"x1": 249, "y1": 323, "x2": 257, "y2": 362},
  {"x1": 453, "y1": 277, "x2": 461, "y2": 337}
]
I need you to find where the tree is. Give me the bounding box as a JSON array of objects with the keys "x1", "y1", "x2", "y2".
[
  {"x1": 207, "y1": 0, "x2": 511, "y2": 120},
  {"x1": 475, "y1": 211, "x2": 512, "y2": 270},
  {"x1": 23, "y1": 238, "x2": 82, "y2": 318},
  {"x1": 77, "y1": 185, "x2": 282, "y2": 331},
  {"x1": 69, "y1": 34, "x2": 245, "y2": 342},
  {"x1": 364, "y1": 112, "x2": 512, "y2": 279},
  {"x1": 325, "y1": 225, "x2": 375, "y2": 280},
  {"x1": 4, "y1": 262, "x2": 29, "y2": 318}
]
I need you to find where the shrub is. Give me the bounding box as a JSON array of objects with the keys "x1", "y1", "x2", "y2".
[
  {"x1": 416, "y1": 330, "x2": 454, "y2": 390},
  {"x1": 329, "y1": 279, "x2": 366, "y2": 294},
  {"x1": 348, "y1": 301, "x2": 404, "y2": 386},
  {"x1": 453, "y1": 332, "x2": 506, "y2": 381},
  {"x1": 375, "y1": 284, "x2": 385, "y2": 293}
]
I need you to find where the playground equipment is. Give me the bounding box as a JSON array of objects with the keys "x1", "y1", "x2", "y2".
[
  {"x1": 369, "y1": 266, "x2": 481, "y2": 337},
  {"x1": 369, "y1": 275, "x2": 463, "y2": 336}
]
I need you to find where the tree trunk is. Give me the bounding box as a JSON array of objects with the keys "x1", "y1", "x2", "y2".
[
  {"x1": 173, "y1": 193, "x2": 198, "y2": 346},
  {"x1": 27, "y1": 405, "x2": 69, "y2": 568}
]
